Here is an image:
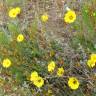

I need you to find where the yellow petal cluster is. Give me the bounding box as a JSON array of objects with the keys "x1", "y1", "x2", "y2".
[
  {"x1": 41, "y1": 13, "x2": 49, "y2": 22},
  {"x1": 48, "y1": 61, "x2": 56, "y2": 72},
  {"x1": 33, "y1": 76, "x2": 44, "y2": 88},
  {"x1": 30, "y1": 71, "x2": 44, "y2": 88},
  {"x1": 9, "y1": 7, "x2": 21, "y2": 18},
  {"x1": 68, "y1": 77, "x2": 80, "y2": 90},
  {"x1": 57, "y1": 67, "x2": 64, "y2": 77},
  {"x1": 2, "y1": 58, "x2": 12, "y2": 68},
  {"x1": 87, "y1": 53, "x2": 96, "y2": 68},
  {"x1": 17, "y1": 34, "x2": 24, "y2": 42},
  {"x1": 30, "y1": 71, "x2": 38, "y2": 81},
  {"x1": 64, "y1": 10, "x2": 76, "y2": 23}
]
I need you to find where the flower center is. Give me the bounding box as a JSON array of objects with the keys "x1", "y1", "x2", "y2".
[
  {"x1": 38, "y1": 79, "x2": 41, "y2": 83},
  {"x1": 69, "y1": 15, "x2": 73, "y2": 20},
  {"x1": 73, "y1": 80, "x2": 77, "y2": 84},
  {"x1": 13, "y1": 13, "x2": 16, "y2": 16}
]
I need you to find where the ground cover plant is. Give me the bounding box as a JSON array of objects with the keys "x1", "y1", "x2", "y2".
[{"x1": 0, "y1": 0, "x2": 96, "y2": 96}]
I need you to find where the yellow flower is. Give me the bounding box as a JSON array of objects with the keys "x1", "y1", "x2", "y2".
[
  {"x1": 57, "y1": 67, "x2": 64, "y2": 77},
  {"x1": 33, "y1": 76, "x2": 44, "y2": 88},
  {"x1": 15, "y1": 7, "x2": 21, "y2": 14},
  {"x1": 87, "y1": 53, "x2": 96, "y2": 68},
  {"x1": 64, "y1": 10, "x2": 76, "y2": 23},
  {"x1": 30, "y1": 71, "x2": 38, "y2": 81},
  {"x1": 68, "y1": 77, "x2": 80, "y2": 90},
  {"x1": 17, "y1": 34, "x2": 24, "y2": 42},
  {"x1": 48, "y1": 61, "x2": 56, "y2": 72},
  {"x1": 8, "y1": 7, "x2": 21, "y2": 18},
  {"x1": 9, "y1": 8, "x2": 17, "y2": 18},
  {"x1": 30, "y1": 71, "x2": 44, "y2": 88},
  {"x1": 41, "y1": 13, "x2": 49, "y2": 22},
  {"x1": 2, "y1": 58, "x2": 12, "y2": 68},
  {"x1": 90, "y1": 54, "x2": 96, "y2": 60},
  {"x1": 87, "y1": 59, "x2": 96, "y2": 68}
]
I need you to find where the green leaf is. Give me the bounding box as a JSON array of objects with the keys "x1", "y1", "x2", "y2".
[
  {"x1": 81, "y1": 6, "x2": 95, "y2": 43},
  {"x1": 11, "y1": 67, "x2": 24, "y2": 83},
  {"x1": 0, "y1": 31, "x2": 10, "y2": 45},
  {"x1": 7, "y1": 23, "x2": 19, "y2": 35}
]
